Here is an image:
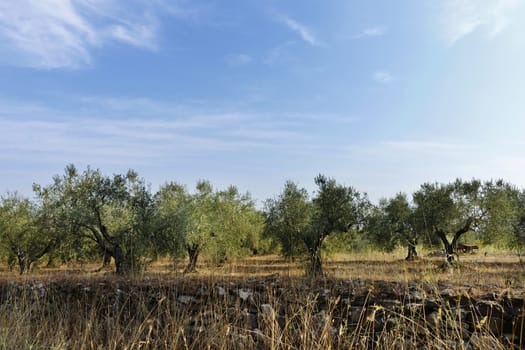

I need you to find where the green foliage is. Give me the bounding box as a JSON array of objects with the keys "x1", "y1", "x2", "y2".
[
  {"x1": 207, "y1": 185, "x2": 264, "y2": 263},
  {"x1": 410, "y1": 179, "x2": 522, "y2": 262},
  {"x1": 264, "y1": 175, "x2": 368, "y2": 276},
  {"x1": 366, "y1": 180, "x2": 523, "y2": 261},
  {"x1": 33, "y1": 165, "x2": 156, "y2": 274},
  {"x1": 511, "y1": 190, "x2": 525, "y2": 252},
  {"x1": 154, "y1": 182, "x2": 191, "y2": 258},
  {"x1": 0, "y1": 193, "x2": 56, "y2": 273},
  {"x1": 5, "y1": 163, "x2": 525, "y2": 274},
  {"x1": 367, "y1": 194, "x2": 414, "y2": 252},
  {"x1": 412, "y1": 182, "x2": 456, "y2": 243},
  {"x1": 412, "y1": 180, "x2": 481, "y2": 246},
  {"x1": 477, "y1": 180, "x2": 519, "y2": 246},
  {"x1": 156, "y1": 181, "x2": 264, "y2": 271},
  {"x1": 322, "y1": 228, "x2": 363, "y2": 254},
  {"x1": 308, "y1": 175, "x2": 366, "y2": 246},
  {"x1": 263, "y1": 181, "x2": 312, "y2": 258}
]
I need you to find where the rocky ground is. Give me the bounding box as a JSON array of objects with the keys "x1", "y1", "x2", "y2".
[{"x1": 1, "y1": 274, "x2": 524, "y2": 349}]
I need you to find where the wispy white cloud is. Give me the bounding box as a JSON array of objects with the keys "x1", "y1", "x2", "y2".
[
  {"x1": 352, "y1": 26, "x2": 387, "y2": 39},
  {"x1": 0, "y1": 117, "x2": 267, "y2": 166},
  {"x1": 0, "y1": 96, "x2": 362, "y2": 202},
  {"x1": 373, "y1": 70, "x2": 393, "y2": 84},
  {"x1": 0, "y1": 0, "x2": 170, "y2": 69},
  {"x1": 108, "y1": 21, "x2": 158, "y2": 50},
  {"x1": 0, "y1": 0, "x2": 95, "y2": 68},
  {"x1": 440, "y1": 0, "x2": 521, "y2": 44},
  {"x1": 225, "y1": 53, "x2": 252, "y2": 66},
  {"x1": 0, "y1": 96, "x2": 338, "y2": 165},
  {"x1": 276, "y1": 14, "x2": 320, "y2": 46}
]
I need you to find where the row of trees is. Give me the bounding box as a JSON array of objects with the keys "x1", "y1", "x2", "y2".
[
  {"x1": 265, "y1": 177, "x2": 525, "y2": 274},
  {"x1": 0, "y1": 165, "x2": 264, "y2": 275},
  {"x1": 1, "y1": 165, "x2": 525, "y2": 275},
  {"x1": 362, "y1": 179, "x2": 523, "y2": 262}
]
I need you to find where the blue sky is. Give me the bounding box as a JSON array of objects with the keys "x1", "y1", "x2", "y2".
[{"x1": 1, "y1": 0, "x2": 525, "y2": 204}]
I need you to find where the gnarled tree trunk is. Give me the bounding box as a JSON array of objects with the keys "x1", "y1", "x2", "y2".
[
  {"x1": 436, "y1": 217, "x2": 474, "y2": 265},
  {"x1": 17, "y1": 253, "x2": 32, "y2": 275},
  {"x1": 305, "y1": 234, "x2": 326, "y2": 277},
  {"x1": 405, "y1": 238, "x2": 418, "y2": 261},
  {"x1": 7, "y1": 254, "x2": 16, "y2": 272},
  {"x1": 14, "y1": 241, "x2": 55, "y2": 275},
  {"x1": 437, "y1": 232, "x2": 456, "y2": 264},
  {"x1": 112, "y1": 244, "x2": 138, "y2": 275},
  {"x1": 184, "y1": 243, "x2": 200, "y2": 273},
  {"x1": 90, "y1": 224, "x2": 138, "y2": 275},
  {"x1": 102, "y1": 247, "x2": 112, "y2": 267},
  {"x1": 306, "y1": 246, "x2": 323, "y2": 276}
]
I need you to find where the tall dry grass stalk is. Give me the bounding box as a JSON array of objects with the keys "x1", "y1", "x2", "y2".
[
  {"x1": 0, "y1": 275, "x2": 522, "y2": 349},
  {"x1": 0, "y1": 252, "x2": 524, "y2": 349}
]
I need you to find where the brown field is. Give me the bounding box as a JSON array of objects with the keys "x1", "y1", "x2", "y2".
[
  {"x1": 2, "y1": 251, "x2": 525, "y2": 287},
  {"x1": 1, "y1": 251, "x2": 524, "y2": 349}
]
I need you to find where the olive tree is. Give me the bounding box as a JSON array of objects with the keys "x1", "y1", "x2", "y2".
[
  {"x1": 412, "y1": 179, "x2": 509, "y2": 264},
  {"x1": 476, "y1": 180, "x2": 520, "y2": 247},
  {"x1": 413, "y1": 181, "x2": 466, "y2": 263},
  {"x1": 34, "y1": 165, "x2": 155, "y2": 275},
  {"x1": 307, "y1": 175, "x2": 368, "y2": 275},
  {"x1": 263, "y1": 181, "x2": 312, "y2": 259},
  {"x1": 156, "y1": 180, "x2": 264, "y2": 272},
  {"x1": 208, "y1": 185, "x2": 265, "y2": 263},
  {"x1": 265, "y1": 175, "x2": 368, "y2": 276},
  {"x1": 0, "y1": 193, "x2": 56, "y2": 274},
  {"x1": 154, "y1": 182, "x2": 191, "y2": 264},
  {"x1": 513, "y1": 191, "x2": 525, "y2": 261},
  {"x1": 155, "y1": 180, "x2": 215, "y2": 272},
  {"x1": 367, "y1": 193, "x2": 420, "y2": 260}
]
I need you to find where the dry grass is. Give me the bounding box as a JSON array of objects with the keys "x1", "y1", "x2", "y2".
[
  {"x1": 0, "y1": 251, "x2": 524, "y2": 349},
  {"x1": 138, "y1": 251, "x2": 525, "y2": 291}
]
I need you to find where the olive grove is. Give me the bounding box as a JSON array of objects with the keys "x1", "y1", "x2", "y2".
[{"x1": 1, "y1": 165, "x2": 525, "y2": 275}]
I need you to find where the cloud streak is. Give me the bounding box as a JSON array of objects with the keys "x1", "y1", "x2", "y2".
[
  {"x1": 440, "y1": 0, "x2": 521, "y2": 44},
  {"x1": 276, "y1": 14, "x2": 320, "y2": 46},
  {"x1": 0, "y1": 117, "x2": 269, "y2": 166},
  {"x1": 353, "y1": 26, "x2": 387, "y2": 39},
  {"x1": 0, "y1": 96, "x2": 355, "y2": 167},
  {"x1": 0, "y1": 0, "x2": 165, "y2": 69}
]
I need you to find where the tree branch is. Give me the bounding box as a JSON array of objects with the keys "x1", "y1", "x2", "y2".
[
  {"x1": 451, "y1": 217, "x2": 474, "y2": 247},
  {"x1": 436, "y1": 229, "x2": 450, "y2": 249}
]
